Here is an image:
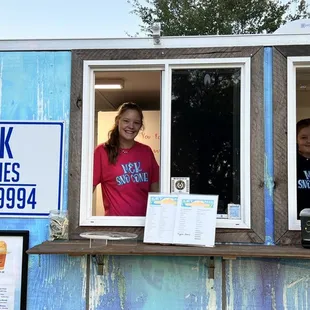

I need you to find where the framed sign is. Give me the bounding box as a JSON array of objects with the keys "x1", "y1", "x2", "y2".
[
  {"x1": 0, "y1": 121, "x2": 64, "y2": 217},
  {"x1": 0, "y1": 230, "x2": 29, "y2": 310}
]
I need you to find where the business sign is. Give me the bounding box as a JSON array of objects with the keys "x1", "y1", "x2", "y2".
[{"x1": 0, "y1": 121, "x2": 64, "y2": 217}]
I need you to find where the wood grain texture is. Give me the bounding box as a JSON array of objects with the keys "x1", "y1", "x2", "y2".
[
  {"x1": 73, "y1": 47, "x2": 260, "y2": 61},
  {"x1": 89, "y1": 255, "x2": 222, "y2": 310},
  {"x1": 250, "y1": 47, "x2": 265, "y2": 242},
  {"x1": 28, "y1": 254, "x2": 87, "y2": 310},
  {"x1": 225, "y1": 258, "x2": 310, "y2": 309},
  {"x1": 68, "y1": 47, "x2": 265, "y2": 243},
  {"x1": 273, "y1": 47, "x2": 290, "y2": 244},
  {"x1": 27, "y1": 240, "x2": 310, "y2": 259},
  {"x1": 68, "y1": 51, "x2": 83, "y2": 239},
  {"x1": 0, "y1": 51, "x2": 87, "y2": 310},
  {"x1": 276, "y1": 45, "x2": 310, "y2": 57}
]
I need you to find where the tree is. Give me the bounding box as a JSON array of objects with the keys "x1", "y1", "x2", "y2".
[
  {"x1": 128, "y1": 1, "x2": 310, "y2": 212},
  {"x1": 128, "y1": 0, "x2": 310, "y2": 35},
  {"x1": 169, "y1": 68, "x2": 241, "y2": 212}
]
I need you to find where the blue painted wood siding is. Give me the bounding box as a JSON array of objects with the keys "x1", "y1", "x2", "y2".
[
  {"x1": 0, "y1": 51, "x2": 309, "y2": 310},
  {"x1": 0, "y1": 52, "x2": 86, "y2": 310}
]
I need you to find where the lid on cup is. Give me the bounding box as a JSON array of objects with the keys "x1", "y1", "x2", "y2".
[
  {"x1": 0, "y1": 241, "x2": 8, "y2": 254},
  {"x1": 300, "y1": 208, "x2": 310, "y2": 217}
]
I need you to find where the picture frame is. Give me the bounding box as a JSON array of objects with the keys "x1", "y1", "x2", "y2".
[{"x1": 0, "y1": 230, "x2": 29, "y2": 310}]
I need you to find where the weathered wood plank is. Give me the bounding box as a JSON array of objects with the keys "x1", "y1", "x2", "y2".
[
  {"x1": 225, "y1": 258, "x2": 310, "y2": 309},
  {"x1": 276, "y1": 45, "x2": 310, "y2": 57},
  {"x1": 28, "y1": 254, "x2": 87, "y2": 310},
  {"x1": 273, "y1": 47, "x2": 289, "y2": 244},
  {"x1": 27, "y1": 240, "x2": 310, "y2": 259},
  {"x1": 89, "y1": 256, "x2": 222, "y2": 310},
  {"x1": 250, "y1": 47, "x2": 265, "y2": 242}
]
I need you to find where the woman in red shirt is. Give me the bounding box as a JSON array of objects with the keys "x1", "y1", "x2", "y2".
[{"x1": 93, "y1": 102, "x2": 159, "y2": 216}]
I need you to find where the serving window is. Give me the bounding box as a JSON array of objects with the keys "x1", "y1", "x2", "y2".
[
  {"x1": 274, "y1": 48, "x2": 310, "y2": 245},
  {"x1": 287, "y1": 58, "x2": 310, "y2": 230},
  {"x1": 92, "y1": 70, "x2": 161, "y2": 217},
  {"x1": 68, "y1": 47, "x2": 264, "y2": 242},
  {"x1": 170, "y1": 68, "x2": 243, "y2": 218}
]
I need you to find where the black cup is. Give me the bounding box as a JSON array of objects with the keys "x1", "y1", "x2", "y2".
[{"x1": 300, "y1": 208, "x2": 310, "y2": 248}]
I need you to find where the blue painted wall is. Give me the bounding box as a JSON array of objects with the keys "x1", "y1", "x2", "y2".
[
  {"x1": 0, "y1": 52, "x2": 86, "y2": 310},
  {"x1": 0, "y1": 51, "x2": 309, "y2": 310}
]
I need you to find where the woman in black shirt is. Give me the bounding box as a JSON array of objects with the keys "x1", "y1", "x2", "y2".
[{"x1": 296, "y1": 118, "x2": 310, "y2": 219}]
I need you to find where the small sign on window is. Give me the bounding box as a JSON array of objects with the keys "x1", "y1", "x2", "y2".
[
  {"x1": 171, "y1": 177, "x2": 190, "y2": 194},
  {"x1": 228, "y1": 203, "x2": 241, "y2": 220}
]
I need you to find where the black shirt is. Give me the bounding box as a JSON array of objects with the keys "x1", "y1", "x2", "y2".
[{"x1": 297, "y1": 153, "x2": 310, "y2": 219}]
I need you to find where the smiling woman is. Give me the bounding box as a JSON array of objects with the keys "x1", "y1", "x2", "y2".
[
  {"x1": 93, "y1": 102, "x2": 160, "y2": 216},
  {"x1": 296, "y1": 118, "x2": 310, "y2": 219}
]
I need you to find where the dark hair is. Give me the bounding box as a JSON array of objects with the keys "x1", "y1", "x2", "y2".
[
  {"x1": 105, "y1": 102, "x2": 143, "y2": 164},
  {"x1": 297, "y1": 118, "x2": 310, "y2": 136}
]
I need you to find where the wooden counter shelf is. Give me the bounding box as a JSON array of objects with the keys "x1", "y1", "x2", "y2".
[{"x1": 27, "y1": 240, "x2": 310, "y2": 260}]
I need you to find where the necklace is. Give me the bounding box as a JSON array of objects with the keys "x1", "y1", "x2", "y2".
[{"x1": 120, "y1": 142, "x2": 135, "y2": 154}]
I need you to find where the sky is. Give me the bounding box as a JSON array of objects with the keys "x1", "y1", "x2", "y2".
[
  {"x1": 0, "y1": 0, "x2": 143, "y2": 39},
  {"x1": 0, "y1": 0, "x2": 309, "y2": 40}
]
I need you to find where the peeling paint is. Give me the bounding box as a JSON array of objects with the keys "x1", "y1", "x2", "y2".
[
  {"x1": 264, "y1": 154, "x2": 274, "y2": 196},
  {"x1": 90, "y1": 257, "x2": 109, "y2": 309},
  {"x1": 287, "y1": 277, "x2": 305, "y2": 289},
  {"x1": 36, "y1": 56, "x2": 44, "y2": 120},
  {"x1": 283, "y1": 276, "x2": 309, "y2": 310},
  {"x1": 206, "y1": 279, "x2": 217, "y2": 310},
  {"x1": 116, "y1": 271, "x2": 126, "y2": 310},
  {"x1": 271, "y1": 287, "x2": 276, "y2": 310},
  {"x1": 227, "y1": 260, "x2": 234, "y2": 310},
  {"x1": 80, "y1": 256, "x2": 88, "y2": 301}
]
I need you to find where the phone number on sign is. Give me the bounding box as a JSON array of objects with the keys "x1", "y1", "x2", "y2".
[{"x1": 0, "y1": 186, "x2": 37, "y2": 210}]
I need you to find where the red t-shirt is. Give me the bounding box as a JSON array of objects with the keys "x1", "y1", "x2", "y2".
[{"x1": 93, "y1": 142, "x2": 159, "y2": 216}]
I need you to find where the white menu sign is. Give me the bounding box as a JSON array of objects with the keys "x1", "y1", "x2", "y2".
[
  {"x1": 0, "y1": 121, "x2": 64, "y2": 217},
  {"x1": 144, "y1": 193, "x2": 218, "y2": 247}
]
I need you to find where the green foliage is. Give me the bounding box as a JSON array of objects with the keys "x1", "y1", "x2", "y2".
[{"x1": 128, "y1": 0, "x2": 310, "y2": 35}]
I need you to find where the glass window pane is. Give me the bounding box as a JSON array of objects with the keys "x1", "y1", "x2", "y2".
[
  {"x1": 93, "y1": 70, "x2": 161, "y2": 216},
  {"x1": 296, "y1": 67, "x2": 310, "y2": 220},
  {"x1": 171, "y1": 68, "x2": 241, "y2": 214}
]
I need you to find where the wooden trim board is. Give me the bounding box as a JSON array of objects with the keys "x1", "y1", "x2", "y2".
[{"x1": 27, "y1": 241, "x2": 310, "y2": 259}]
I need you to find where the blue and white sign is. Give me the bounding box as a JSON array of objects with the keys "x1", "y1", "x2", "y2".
[{"x1": 0, "y1": 121, "x2": 64, "y2": 217}]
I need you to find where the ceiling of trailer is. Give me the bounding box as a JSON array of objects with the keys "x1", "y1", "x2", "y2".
[
  {"x1": 94, "y1": 67, "x2": 310, "y2": 110},
  {"x1": 297, "y1": 68, "x2": 310, "y2": 107},
  {"x1": 95, "y1": 71, "x2": 161, "y2": 111}
]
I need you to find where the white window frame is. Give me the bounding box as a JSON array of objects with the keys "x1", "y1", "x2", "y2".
[
  {"x1": 79, "y1": 58, "x2": 251, "y2": 229},
  {"x1": 287, "y1": 56, "x2": 310, "y2": 230}
]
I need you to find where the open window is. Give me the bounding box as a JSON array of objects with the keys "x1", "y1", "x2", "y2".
[
  {"x1": 93, "y1": 70, "x2": 161, "y2": 217},
  {"x1": 79, "y1": 62, "x2": 164, "y2": 226},
  {"x1": 68, "y1": 46, "x2": 264, "y2": 242},
  {"x1": 287, "y1": 57, "x2": 310, "y2": 230}
]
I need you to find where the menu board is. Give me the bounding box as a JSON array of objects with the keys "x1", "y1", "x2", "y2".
[
  {"x1": 143, "y1": 194, "x2": 218, "y2": 247},
  {"x1": 0, "y1": 232, "x2": 28, "y2": 310}
]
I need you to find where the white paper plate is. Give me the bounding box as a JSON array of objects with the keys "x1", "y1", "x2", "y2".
[{"x1": 80, "y1": 231, "x2": 138, "y2": 240}]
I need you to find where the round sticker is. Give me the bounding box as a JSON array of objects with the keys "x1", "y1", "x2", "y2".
[{"x1": 175, "y1": 180, "x2": 185, "y2": 190}]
